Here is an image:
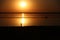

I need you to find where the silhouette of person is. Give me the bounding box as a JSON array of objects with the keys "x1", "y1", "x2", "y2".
[{"x1": 21, "y1": 24, "x2": 22, "y2": 27}]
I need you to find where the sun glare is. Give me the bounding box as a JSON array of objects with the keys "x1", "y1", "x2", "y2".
[{"x1": 20, "y1": 1, "x2": 27, "y2": 8}]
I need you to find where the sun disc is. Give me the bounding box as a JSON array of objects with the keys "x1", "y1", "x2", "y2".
[{"x1": 20, "y1": 1, "x2": 26, "y2": 8}]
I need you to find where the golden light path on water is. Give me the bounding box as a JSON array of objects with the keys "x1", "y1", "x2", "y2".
[
  {"x1": 21, "y1": 13, "x2": 25, "y2": 27},
  {"x1": 18, "y1": 13, "x2": 43, "y2": 27},
  {"x1": 18, "y1": 13, "x2": 30, "y2": 27},
  {"x1": 0, "y1": 13, "x2": 60, "y2": 26},
  {"x1": 19, "y1": 1, "x2": 27, "y2": 27}
]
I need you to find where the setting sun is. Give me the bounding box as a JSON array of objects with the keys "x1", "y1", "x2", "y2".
[
  {"x1": 21, "y1": 2, "x2": 26, "y2": 7},
  {"x1": 20, "y1": 1, "x2": 27, "y2": 8}
]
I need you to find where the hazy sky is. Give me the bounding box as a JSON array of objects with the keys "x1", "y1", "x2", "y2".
[
  {"x1": 0, "y1": 0, "x2": 60, "y2": 12},
  {"x1": 0, "y1": 0, "x2": 60, "y2": 26}
]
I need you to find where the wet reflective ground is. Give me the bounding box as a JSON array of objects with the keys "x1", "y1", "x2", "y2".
[{"x1": 0, "y1": 12, "x2": 60, "y2": 26}]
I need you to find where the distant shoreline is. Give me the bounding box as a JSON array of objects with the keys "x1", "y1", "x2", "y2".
[{"x1": 0, "y1": 12, "x2": 60, "y2": 14}]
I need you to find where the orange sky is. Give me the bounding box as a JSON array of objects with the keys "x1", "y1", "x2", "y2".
[{"x1": 0, "y1": 0, "x2": 60, "y2": 12}]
